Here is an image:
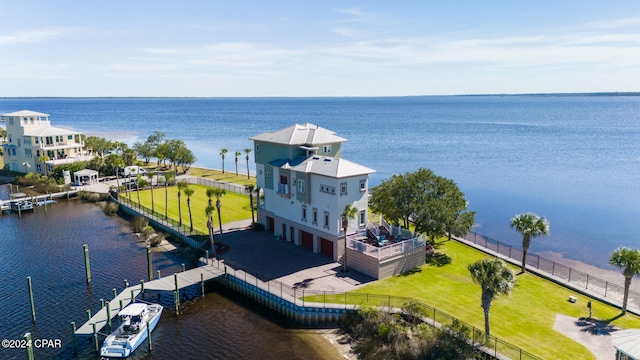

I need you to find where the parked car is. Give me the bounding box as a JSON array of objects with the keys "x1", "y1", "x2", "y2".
[{"x1": 119, "y1": 166, "x2": 147, "y2": 177}]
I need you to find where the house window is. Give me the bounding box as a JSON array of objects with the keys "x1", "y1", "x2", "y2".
[
  {"x1": 280, "y1": 175, "x2": 288, "y2": 184},
  {"x1": 323, "y1": 145, "x2": 331, "y2": 154},
  {"x1": 302, "y1": 205, "x2": 307, "y2": 222},
  {"x1": 266, "y1": 171, "x2": 271, "y2": 178},
  {"x1": 297, "y1": 179, "x2": 305, "y2": 193},
  {"x1": 9, "y1": 118, "x2": 14, "y2": 125},
  {"x1": 25, "y1": 149, "x2": 32, "y2": 158},
  {"x1": 320, "y1": 184, "x2": 336, "y2": 195},
  {"x1": 255, "y1": 143, "x2": 260, "y2": 153},
  {"x1": 324, "y1": 211, "x2": 330, "y2": 229},
  {"x1": 312, "y1": 208, "x2": 318, "y2": 225},
  {"x1": 359, "y1": 210, "x2": 366, "y2": 225},
  {"x1": 68, "y1": 135, "x2": 73, "y2": 140},
  {"x1": 360, "y1": 179, "x2": 367, "y2": 192},
  {"x1": 340, "y1": 182, "x2": 347, "y2": 195}
]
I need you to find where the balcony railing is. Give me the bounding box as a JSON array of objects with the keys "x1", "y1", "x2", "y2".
[{"x1": 277, "y1": 183, "x2": 289, "y2": 195}]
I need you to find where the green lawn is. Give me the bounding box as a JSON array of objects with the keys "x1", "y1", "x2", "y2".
[
  {"x1": 141, "y1": 165, "x2": 256, "y2": 186},
  {"x1": 123, "y1": 184, "x2": 253, "y2": 234},
  {"x1": 320, "y1": 240, "x2": 640, "y2": 359}
]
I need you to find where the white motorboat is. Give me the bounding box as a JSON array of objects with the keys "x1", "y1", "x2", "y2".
[{"x1": 100, "y1": 302, "x2": 163, "y2": 358}]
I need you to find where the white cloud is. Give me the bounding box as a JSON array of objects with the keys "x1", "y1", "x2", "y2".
[
  {"x1": 108, "y1": 63, "x2": 179, "y2": 72},
  {"x1": 0, "y1": 29, "x2": 66, "y2": 46}
]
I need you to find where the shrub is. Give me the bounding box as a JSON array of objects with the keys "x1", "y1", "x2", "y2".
[
  {"x1": 150, "y1": 232, "x2": 165, "y2": 247},
  {"x1": 142, "y1": 225, "x2": 155, "y2": 240},
  {"x1": 131, "y1": 216, "x2": 148, "y2": 233},
  {"x1": 103, "y1": 202, "x2": 119, "y2": 215}
]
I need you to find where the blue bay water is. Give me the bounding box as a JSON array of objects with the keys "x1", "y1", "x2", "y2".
[{"x1": 1, "y1": 96, "x2": 639, "y2": 269}]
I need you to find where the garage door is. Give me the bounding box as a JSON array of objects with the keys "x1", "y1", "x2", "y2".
[
  {"x1": 320, "y1": 238, "x2": 334, "y2": 259},
  {"x1": 301, "y1": 231, "x2": 313, "y2": 249}
]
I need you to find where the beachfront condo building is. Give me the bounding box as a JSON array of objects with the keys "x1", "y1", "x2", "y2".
[
  {"x1": 250, "y1": 123, "x2": 375, "y2": 261},
  {"x1": 1, "y1": 110, "x2": 90, "y2": 174}
]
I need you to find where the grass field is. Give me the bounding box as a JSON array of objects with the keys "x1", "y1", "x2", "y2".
[
  {"x1": 316, "y1": 240, "x2": 640, "y2": 359},
  {"x1": 123, "y1": 183, "x2": 253, "y2": 234},
  {"x1": 141, "y1": 164, "x2": 256, "y2": 186}
]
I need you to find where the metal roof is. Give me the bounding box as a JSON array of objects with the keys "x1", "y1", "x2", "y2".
[
  {"x1": 287, "y1": 155, "x2": 375, "y2": 178},
  {"x1": 613, "y1": 329, "x2": 640, "y2": 359},
  {"x1": 2, "y1": 110, "x2": 49, "y2": 117},
  {"x1": 23, "y1": 126, "x2": 79, "y2": 137},
  {"x1": 250, "y1": 123, "x2": 347, "y2": 145}
]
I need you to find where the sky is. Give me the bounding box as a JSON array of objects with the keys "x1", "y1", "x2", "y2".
[{"x1": 1, "y1": 1, "x2": 639, "y2": 97}]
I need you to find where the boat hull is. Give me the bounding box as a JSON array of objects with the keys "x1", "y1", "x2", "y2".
[{"x1": 100, "y1": 303, "x2": 163, "y2": 358}]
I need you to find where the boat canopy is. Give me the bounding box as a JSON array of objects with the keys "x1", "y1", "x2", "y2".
[{"x1": 118, "y1": 303, "x2": 147, "y2": 317}]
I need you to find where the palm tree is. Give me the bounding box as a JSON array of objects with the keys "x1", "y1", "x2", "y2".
[
  {"x1": 468, "y1": 258, "x2": 515, "y2": 338},
  {"x1": 609, "y1": 247, "x2": 640, "y2": 315},
  {"x1": 211, "y1": 188, "x2": 226, "y2": 237},
  {"x1": 245, "y1": 184, "x2": 256, "y2": 228},
  {"x1": 234, "y1": 151, "x2": 241, "y2": 176},
  {"x1": 510, "y1": 212, "x2": 550, "y2": 274},
  {"x1": 177, "y1": 181, "x2": 187, "y2": 227},
  {"x1": 136, "y1": 175, "x2": 148, "y2": 207},
  {"x1": 244, "y1": 148, "x2": 252, "y2": 179},
  {"x1": 38, "y1": 155, "x2": 49, "y2": 176},
  {"x1": 112, "y1": 156, "x2": 124, "y2": 190},
  {"x1": 205, "y1": 205, "x2": 217, "y2": 256},
  {"x1": 220, "y1": 149, "x2": 228, "y2": 174},
  {"x1": 164, "y1": 172, "x2": 174, "y2": 220},
  {"x1": 147, "y1": 171, "x2": 156, "y2": 215},
  {"x1": 184, "y1": 186, "x2": 195, "y2": 232},
  {"x1": 341, "y1": 204, "x2": 359, "y2": 272}
]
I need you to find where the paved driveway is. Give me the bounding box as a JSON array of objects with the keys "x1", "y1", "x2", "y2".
[{"x1": 216, "y1": 225, "x2": 375, "y2": 293}]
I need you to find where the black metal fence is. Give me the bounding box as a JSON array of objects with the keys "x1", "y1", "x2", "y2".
[
  {"x1": 214, "y1": 258, "x2": 541, "y2": 360},
  {"x1": 183, "y1": 177, "x2": 248, "y2": 195},
  {"x1": 462, "y1": 231, "x2": 640, "y2": 313}
]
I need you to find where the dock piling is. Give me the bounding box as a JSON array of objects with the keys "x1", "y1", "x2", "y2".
[
  {"x1": 24, "y1": 332, "x2": 34, "y2": 360},
  {"x1": 205, "y1": 250, "x2": 209, "y2": 265},
  {"x1": 106, "y1": 301, "x2": 111, "y2": 328},
  {"x1": 92, "y1": 323, "x2": 99, "y2": 352},
  {"x1": 113, "y1": 288, "x2": 117, "y2": 299},
  {"x1": 100, "y1": 298, "x2": 104, "y2": 309},
  {"x1": 157, "y1": 270, "x2": 161, "y2": 280},
  {"x1": 182, "y1": 263, "x2": 185, "y2": 272},
  {"x1": 147, "y1": 320, "x2": 153, "y2": 351},
  {"x1": 124, "y1": 279, "x2": 129, "y2": 289},
  {"x1": 71, "y1": 322, "x2": 77, "y2": 355},
  {"x1": 86, "y1": 309, "x2": 91, "y2": 321},
  {"x1": 131, "y1": 289, "x2": 135, "y2": 304},
  {"x1": 141, "y1": 280, "x2": 145, "y2": 295},
  {"x1": 201, "y1": 273, "x2": 205, "y2": 297},
  {"x1": 27, "y1": 276, "x2": 36, "y2": 322},
  {"x1": 147, "y1": 246, "x2": 153, "y2": 281},
  {"x1": 83, "y1": 244, "x2": 91, "y2": 284}
]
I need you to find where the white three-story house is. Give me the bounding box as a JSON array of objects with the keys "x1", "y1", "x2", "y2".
[
  {"x1": 250, "y1": 123, "x2": 375, "y2": 261},
  {"x1": 2, "y1": 110, "x2": 90, "y2": 174}
]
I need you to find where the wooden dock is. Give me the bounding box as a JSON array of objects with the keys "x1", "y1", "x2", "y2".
[
  {"x1": 76, "y1": 263, "x2": 225, "y2": 336},
  {"x1": 144, "y1": 263, "x2": 225, "y2": 292},
  {"x1": 76, "y1": 285, "x2": 142, "y2": 335}
]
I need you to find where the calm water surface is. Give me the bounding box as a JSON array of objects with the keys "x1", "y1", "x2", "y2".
[
  {"x1": 0, "y1": 186, "x2": 341, "y2": 359},
  {"x1": 1, "y1": 96, "x2": 639, "y2": 268}
]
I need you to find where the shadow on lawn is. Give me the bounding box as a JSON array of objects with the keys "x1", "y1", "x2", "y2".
[
  {"x1": 426, "y1": 252, "x2": 452, "y2": 267},
  {"x1": 576, "y1": 317, "x2": 620, "y2": 335}
]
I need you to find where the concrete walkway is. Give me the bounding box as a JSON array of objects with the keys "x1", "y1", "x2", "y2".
[{"x1": 215, "y1": 226, "x2": 375, "y2": 293}]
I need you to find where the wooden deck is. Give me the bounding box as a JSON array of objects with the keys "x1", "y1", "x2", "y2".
[{"x1": 76, "y1": 263, "x2": 225, "y2": 336}]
